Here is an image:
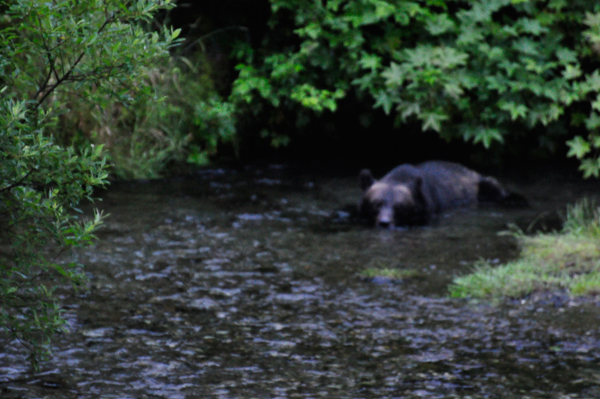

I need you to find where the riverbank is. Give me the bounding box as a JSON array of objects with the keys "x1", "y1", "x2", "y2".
[{"x1": 451, "y1": 199, "x2": 600, "y2": 300}]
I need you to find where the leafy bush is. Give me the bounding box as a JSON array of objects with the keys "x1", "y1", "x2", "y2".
[
  {"x1": 0, "y1": 101, "x2": 107, "y2": 369},
  {"x1": 56, "y1": 55, "x2": 237, "y2": 180},
  {"x1": 231, "y1": 0, "x2": 600, "y2": 175},
  {"x1": 0, "y1": 0, "x2": 178, "y2": 369}
]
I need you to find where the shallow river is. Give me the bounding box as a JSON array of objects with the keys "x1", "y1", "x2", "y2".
[{"x1": 2, "y1": 164, "x2": 600, "y2": 398}]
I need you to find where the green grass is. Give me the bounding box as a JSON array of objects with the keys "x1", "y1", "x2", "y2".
[
  {"x1": 450, "y1": 200, "x2": 600, "y2": 300},
  {"x1": 360, "y1": 268, "x2": 421, "y2": 280},
  {"x1": 562, "y1": 198, "x2": 600, "y2": 238}
]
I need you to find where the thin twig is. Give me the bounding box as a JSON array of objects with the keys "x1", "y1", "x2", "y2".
[
  {"x1": 0, "y1": 168, "x2": 37, "y2": 194},
  {"x1": 34, "y1": 13, "x2": 118, "y2": 108},
  {"x1": 34, "y1": 15, "x2": 55, "y2": 98}
]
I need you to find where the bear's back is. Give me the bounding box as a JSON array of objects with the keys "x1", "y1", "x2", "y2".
[
  {"x1": 416, "y1": 161, "x2": 480, "y2": 212},
  {"x1": 380, "y1": 164, "x2": 424, "y2": 183},
  {"x1": 377, "y1": 160, "x2": 486, "y2": 214}
]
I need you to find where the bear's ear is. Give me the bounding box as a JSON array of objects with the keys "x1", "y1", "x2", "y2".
[{"x1": 359, "y1": 169, "x2": 374, "y2": 191}]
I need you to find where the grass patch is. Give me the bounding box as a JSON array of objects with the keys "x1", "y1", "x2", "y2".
[
  {"x1": 450, "y1": 199, "x2": 600, "y2": 300},
  {"x1": 360, "y1": 268, "x2": 421, "y2": 280}
]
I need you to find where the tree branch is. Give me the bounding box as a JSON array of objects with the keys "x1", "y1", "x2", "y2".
[
  {"x1": 0, "y1": 168, "x2": 37, "y2": 194},
  {"x1": 34, "y1": 13, "x2": 119, "y2": 108}
]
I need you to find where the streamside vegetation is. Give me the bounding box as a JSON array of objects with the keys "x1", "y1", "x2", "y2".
[
  {"x1": 56, "y1": 54, "x2": 237, "y2": 180},
  {"x1": 0, "y1": 0, "x2": 179, "y2": 369},
  {"x1": 360, "y1": 267, "x2": 422, "y2": 280},
  {"x1": 45, "y1": 0, "x2": 600, "y2": 179},
  {"x1": 450, "y1": 200, "x2": 600, "y2": 300},
  {"x1": 230, "y1": 0, "x2": 600, "y2": 176}
]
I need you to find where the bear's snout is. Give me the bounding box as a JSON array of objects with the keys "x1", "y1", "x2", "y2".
[{"x1": 376, "y1": 206, "x2": 394, "y2": 228}]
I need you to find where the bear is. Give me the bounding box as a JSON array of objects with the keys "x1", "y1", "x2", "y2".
[{"x1": 359, "y1": 160, "x2": 524, "y2": 228}]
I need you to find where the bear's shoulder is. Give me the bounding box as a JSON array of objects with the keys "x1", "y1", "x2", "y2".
[
  {"x1": 381, "y1": 164, "x2": 423, "y2": 183},
  {"x1": 417, "y1": 161, "x2": 477, "y2": 176}
]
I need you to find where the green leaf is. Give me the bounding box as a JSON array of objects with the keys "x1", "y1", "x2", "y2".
[
  {"x1": 548, "y1": 0, "x2": 567, "y2": 10},
  {"x1": 382, "y1": 62, "x2": 405, "y2": 87},
  {"x1": 567, "y1": 136, "x2": 591, "y2": 159},
  {"x1": 443, "y1": 80, "x2": 464, "y2": 99},
  {"x1": 583, "y1": 12, "x2": 600, "y2": 43},
  {"x1": 426, "y1": 14, "x2": 456, "y2": 35},
  {"x1": 563, "y1": 64, "x2": 582, "y2": 80},
  {"x1": 359, "y1": 52, "x2": 382, "y2": 71},
  {"x1": 512, "y1": 38, "x2": 539, "y2": 55},
  {"x1": 498, "y1": 101, "x2": 528, "y2": 120},
  {"x1": 464, "y1": 126, "x2": 504, "y2": 148},
  {"x1": 456, "y1": 24, "x2": 484, "y2": 45},
  {"x1": 592, "y1": 95, "x2": 600, "y2": 113},
  {"x1": 556, "y1": 48, "x2": 578, "y2": 64},
  {"x1": 518, "y1": 18, "x2": 546, "y2": 36},
  {"x1": 290, "y1": 84, "x2": 344, "y2": 112},
  {"x1": 585, "y1": 70, "x2": 600, "y2": 92},
  {"x1": 373, "y1": 90, "x2": 393, "y2": 114},
  {"x1": 187, "y1": 146, "x2": 210, "y2": 166},
  {"x1": 580, "y1": 158, "x2": 600, "y2": 178},
  {"x1": 400, "y1": 102, "x2": 421, "y2": 119},
  {"x1": 420, "y1": 111, "x2": 448, "y2": 132},
  {"x1": 586, "y1": 112, "x2": 600, "y2": 130},
  {"x1": 295, "y1": 23, "x2": 322, "y2": 40}
]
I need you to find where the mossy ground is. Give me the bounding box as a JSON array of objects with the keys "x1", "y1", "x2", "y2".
[
  {"x1": 450, "y1": 199, "x2": 600, "y2": 300},
  {"x1": 360, "y1": 267, "x2": 421, "y2": 280}
]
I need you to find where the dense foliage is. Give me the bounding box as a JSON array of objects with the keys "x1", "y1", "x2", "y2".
[
  {"x1": 0, "y1": 0, "x2": 178, "y2": 368},
  {"x1": 60, "y1": 55, "x2": 236, "y2": 180},
  {"x1": 231, "y1": 0, "x2": 600, "y2": 175}
]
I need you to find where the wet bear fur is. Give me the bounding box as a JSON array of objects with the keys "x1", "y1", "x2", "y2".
[{"x1": 359, "y1": 161, "x2": 522, "y2": 227}]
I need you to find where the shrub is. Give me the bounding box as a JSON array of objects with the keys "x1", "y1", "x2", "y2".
[
  {"x1": 0, "y1": 0, "x2": 179, "y2": 369},
  {"x1": 231, "y1": 0, "x2": 600, "y2": 175},
  {"x1": 55, "y1": 55, "x2": 237, "y2": 180}
]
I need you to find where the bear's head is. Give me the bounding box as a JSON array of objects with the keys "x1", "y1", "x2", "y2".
[{"x1": 359, "y1": 169, "x2": 426, "y2": 228}]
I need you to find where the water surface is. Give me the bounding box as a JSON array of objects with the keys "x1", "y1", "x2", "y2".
[{"x1": 2, "y1": 165, "x2": 600, "y2": 398}]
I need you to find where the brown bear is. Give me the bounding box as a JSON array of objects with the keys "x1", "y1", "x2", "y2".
[{"x1": 359, "y1": 161, "x2": 523, "y2": 227}]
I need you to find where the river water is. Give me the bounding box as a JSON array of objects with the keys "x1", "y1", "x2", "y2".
[{"x1": 2, "y1": 164, "x2": 600, "y2": 398}]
